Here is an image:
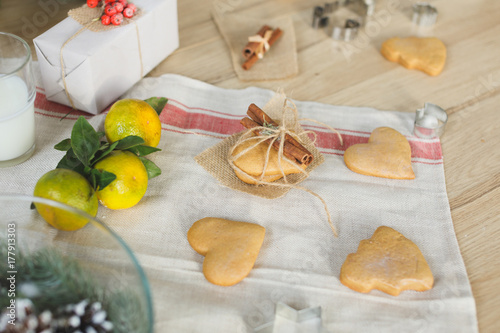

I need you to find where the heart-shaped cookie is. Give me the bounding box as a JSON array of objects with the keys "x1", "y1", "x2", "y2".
[
  {"x1": 381, "y1": 37, "x2": 446, "y2": 76},
  {"x1": 340, "y1": 226, "x2": 434, "y2": 296},
  {"x1": 344, "y1": 127, "x2": 415, "y2": 179},
  {"x1": 187, "y1": 217, "x2": 266, "y2": 286}
]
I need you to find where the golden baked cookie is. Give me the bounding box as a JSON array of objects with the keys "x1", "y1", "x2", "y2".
[
  {"x1": 187, "y1": 217, "x2": 266, "y2": 286},
  {"x1": 343, "y1": 127, "x2": 415, "y2": 179},
  {"x1": 231, "y1": 137, "x2": 307, "y2": 185},
  {"x1": 381, "y1": 36, "x2": 446, "y2": 76},
  {"x1": 340, "y1": 226, "x2": 434, "y2": 296}
]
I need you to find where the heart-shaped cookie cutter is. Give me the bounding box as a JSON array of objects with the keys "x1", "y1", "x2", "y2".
[
  {"x1": 312, "y1": 0, "x2": 375, "y2": 41},
  {"x1": 412, "y1": 2, "x2": 438, "y2": 27},
  {"x1": 414, "y1": 103, "x2": 447, "y2": 139}
]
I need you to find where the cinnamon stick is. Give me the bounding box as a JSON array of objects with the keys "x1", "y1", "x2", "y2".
[
  {"x1": 242, "y1": 25, "x2": 271, "y2": 59},
  {"x1": 247, "y1": 103, "x2": 278, "y2": 127},
  {"x1": 240, "y1": 106, "x2": 314, "y2": 166},
  {"x1": 247, "y1": 104, "x2": 314, "y2": 162},
  {"x1": 242, "y1": 28, "x2": 283, "y2": 70},
  {"x1": 240, "y1": 117, "x2": 312, "y2": 166}
]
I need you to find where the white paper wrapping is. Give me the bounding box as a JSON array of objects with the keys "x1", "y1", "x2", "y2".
[{"x1": 33, "y1": 0, "x2": 179, "y2": 114}]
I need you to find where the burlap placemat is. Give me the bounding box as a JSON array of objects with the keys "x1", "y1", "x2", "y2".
[{"x1": 212, "y1": 9, "x2": 298, "y2": 81}]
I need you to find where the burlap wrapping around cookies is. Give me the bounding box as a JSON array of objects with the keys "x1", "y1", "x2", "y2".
[
  {"x1": 212, "y1": 8, "x2": 298, "y2": 81},
  {"x1": 68, "y1": 4, "x2": 142, "y2": 32},
  {"x1": 195, "y1": 92, "x2": 324, "y2": 199}
]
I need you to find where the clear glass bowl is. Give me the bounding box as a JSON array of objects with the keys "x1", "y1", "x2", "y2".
[{"x1": 0, "y1": 194, "x2": 153, "y2": 332}]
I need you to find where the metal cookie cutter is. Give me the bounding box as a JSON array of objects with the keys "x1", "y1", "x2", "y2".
[
  {"x1": 312, "y1": 0, "x2": 375, "y2": 41},
  {"x1": 412, "y1": 2, "x2": 438, "y2": 27},
  {"x1": 254, "y1": 303, "x2": 322, "y2": 333},
  {"x1": 414, "y1": 103, "x2": 447, "y2": 139},
  {"x1": 332, "y1": 18, "x2": 361, "y2": 40},
  {"x1": 312, "y1": 6, "x2": 330, "y2": 29}
]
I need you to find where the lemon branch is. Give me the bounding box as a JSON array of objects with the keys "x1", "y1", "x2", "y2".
[{"x1": 54, "y1": 116, "x2": 161, "y2": 191}]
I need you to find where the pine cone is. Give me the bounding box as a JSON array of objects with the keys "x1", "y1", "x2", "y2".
[
  {"x1": 52, "y1": 300, "x2": 113, "y2": 333},
  {"x1": 0, "y1": 299, "x2": 53, "y2": 333},
  {"x1": 0, "y1": 299, "x2": 113, "y2": 333}
]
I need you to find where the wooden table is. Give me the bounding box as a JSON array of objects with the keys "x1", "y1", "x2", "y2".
[{"x1": 1, "y1": 0, "x2": 499, "y2": 331}]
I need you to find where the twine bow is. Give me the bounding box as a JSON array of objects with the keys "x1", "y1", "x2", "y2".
[
  {"x1": 248, "y1": 29, "x2": 273, "y2": 59},
  {"x1": 228, "y1": 98, "x2": 343, "y2": 237}
]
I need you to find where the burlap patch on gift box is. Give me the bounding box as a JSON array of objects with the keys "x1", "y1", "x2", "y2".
[
  {"x1": 195, "y1": 92, "x2": 324, "y2": 200},
  {"x1": 68, "y1": 4, "x2": 142, "y2": 32}
]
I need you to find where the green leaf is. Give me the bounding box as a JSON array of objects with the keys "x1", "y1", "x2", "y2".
[
  {"x1": 91, "y1": 169, "x2": 117, "y2": 190},
  {"x1": 144, "y1": 97, "x2": 168, "y2": 116},
  {"x1": 114, "y1": 136, "x2": 145, "y2": 150},
  {"x1": 83, "y1": 166, "x2": 92, "y2": 175},
  {"x1": 139, "y1": 157, "x2": 161, "y2": 179},
  {"x1": 127, "y1": 145, "x2": 161, "y2": 157},
  {"x1": 92, "y1": 141, "x2": 119, "y2": 165},
  {"x1": 96, "y1": 131, "x2": 106, "y2": 139},
  {"x1": 71, "y1": 116, "x2": 100, "y2": 167},
  {"x1": 98, "y1": 142, "x2": 110, "y2": 151},
  {"x1": 54, "y1": 139, "x2": 72, "y2": 151},
  {"x1": 56, "y1": 148, "x2": 85, "y2": 176},
  {"x1": 89, "y1": 170, "x2": 97, "y2": 189}
]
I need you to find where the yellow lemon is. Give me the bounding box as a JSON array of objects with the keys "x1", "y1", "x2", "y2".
[
  {"x1": 105, "y1": 99, "x2": 162, "y2": 147},
  {"x1": 33, "y1": 169, "x2": 98, "y2": 231},
  {"x1": 94, "y1": 150, "x2": 148, "y2": 209}
]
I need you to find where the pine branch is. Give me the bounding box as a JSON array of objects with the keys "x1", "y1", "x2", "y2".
[{"x1": 0, "y1": 238, "x2": 147, "y2": 332}]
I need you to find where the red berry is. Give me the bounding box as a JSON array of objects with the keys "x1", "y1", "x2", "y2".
[
  {"x1": 87, "y1": 0, "x2": 99, "y2": 8},
  {"x1": 111, "y1": 13, "x2": 123, "y2": 25},
  {"x1": 126, "y1": 3, "x2": 137, "y2": 13},
  {"x1": 104, "y1": 0, "x2": 114, "y2": 3},
  {"x1": 118, "y1": 0, "x2": 128, "y2": 6},
  {"x1": 123, "y1": 7, "x2": 134, "y2": 18},
  {"x1": 101, "y1": 14, "x2": 111, "y2": 25},
  {"x1": 113, "y1": 2, "x2": 124, "y2": 13},
  {"x1": 104, "y1": 4, "x2": 117, "y2": 16}
]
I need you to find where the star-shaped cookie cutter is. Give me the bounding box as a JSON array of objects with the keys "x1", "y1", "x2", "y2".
[
  {"x1": 413, "y1": 103, "x2": 448, "y2": 139},
  {"x1": 254, "y1": 302, "x2": 323, "y2": 333},
  {"x1": 312, "y1": 0, "x2": 375, "y2": 41}
]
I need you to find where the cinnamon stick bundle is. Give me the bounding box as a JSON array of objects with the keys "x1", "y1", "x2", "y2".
[
  {"x1": 240, "y1": 104, "x2": 314, "y2": 166},
  {"x1": 242, "y1": 27, "x2": 283, "y2": 71},
  {"x1": 242, "y1": 25, "x2": 271, "y2": 59}
]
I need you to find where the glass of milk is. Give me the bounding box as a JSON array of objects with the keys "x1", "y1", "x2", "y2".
[{"x1": 0, "y1": 32, "x2": 36, "y2": 167}]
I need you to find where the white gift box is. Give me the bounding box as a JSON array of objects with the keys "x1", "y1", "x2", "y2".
[{"x1": 34, "y1": 0, "x2": 178, "y2": 114}]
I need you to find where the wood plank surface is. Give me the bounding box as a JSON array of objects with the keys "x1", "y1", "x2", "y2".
[
  {"x1": 442, "y1": 93, "x2": 500, "y2": 332},
  {"x1": 1, "y1": 0, "x2": 499, "y2": 331}
]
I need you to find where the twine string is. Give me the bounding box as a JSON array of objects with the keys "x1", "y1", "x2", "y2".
[
  {"x1": 60, "y1": 21, "x2": 96, "y2": 110},
  {"x1": 298, "y1": 117, "x2": 344, "y2": 146},
  {"x1": 60, "y1": 7, "x2": 144, "y2": 112},
  {"x1": 132, "y1": 20, "x2": 144, "y2": 78},
  {"x1": 248, "y1": 29, "x2": 273, "y2": 59},
  {"x1": 228, "y1": 98, "x2": 342, "y2": 237}
]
